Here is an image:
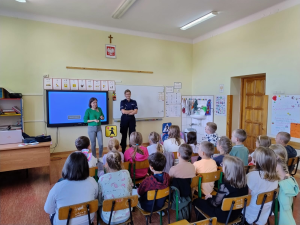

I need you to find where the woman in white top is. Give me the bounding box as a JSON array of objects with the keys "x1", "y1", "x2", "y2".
[
  {"x1": 44, "y1": 152, "x2": 98, "y2": 225},
  {"x1": 245, "y1": 147, "x2": 279, "y2": 225},
  {"x1": 163, "y1": 125, "x2": 185, "y2": 153}
]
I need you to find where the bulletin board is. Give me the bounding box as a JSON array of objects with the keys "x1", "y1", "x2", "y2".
[{"x1": 271, "y1": 95, "x2": 300, "y2": 137}]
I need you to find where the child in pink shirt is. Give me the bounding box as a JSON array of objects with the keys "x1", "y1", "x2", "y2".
[{"x1": 124, "y1": 132, "x2": 149, "y2": 179}]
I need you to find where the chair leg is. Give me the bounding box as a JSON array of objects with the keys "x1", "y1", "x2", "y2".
[
  {"x1": 146, "y1": 216, "x2": 149, "y2": 225},
  {"x1": 160, "y1": 211, "x2": 163, "y2": 225},
  {"x1": 167, "y1": 209, "x2": 170, "y2": 224}
]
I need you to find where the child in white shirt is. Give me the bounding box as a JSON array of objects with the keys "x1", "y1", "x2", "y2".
[
  {"x1": 75, "y1": 136, "x2": 97, "y2": 168},
  {"x1": 205, "y1": 122, "x2": 218, "y2": 146},
  {"x1": 163, "y1": 125, "x2": 185, "y2": 153},
  {"x1": 245, "y1": 147, "x2": 279, "y2": 225}
]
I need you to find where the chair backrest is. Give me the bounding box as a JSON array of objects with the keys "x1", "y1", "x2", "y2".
[
  {"x1": 221, "y1": 195, "x2": 251, "y2": 211},
  {"x1": 244, "y1": 165, "x2": 255, "y2": 174},
  {"x1": 256, "y1": 189, "x2": 278, "y2": 205},
  {"x1": 147, "y1": 186, "x2": 170, "y2": 200},
  {"x1": 288, "y1": 157, "x2": 300, "y2": 166},
  {"x1": 173, "y1": 152, "x2": 178, "y2": 159},
  {"x1": 89, "y1": 166, "x2": 98, "y2": 177},
  {"x1": 191, "y1": 217, "x2": 217, "y2": 225},
  {"x1": 58, "y1": 199, "x2": 98, "y2": 220},
  {"x1": 198, "y1": 170, "x2": 221, "y2": 183},
  {"x1": 191, "y1": 153, "x2": 199, "y2": 157},
  {"x1": 190, "y1": 176, "x2": 200, "y2": 189},
  {"x1": 135, "y1": 159, "x2": 149, "y2": 169},
  {"x1": 102, "y1": 195, "x2": 139, "y2": 212},
  {"x1": 122, "y1": 161, "x2": 130, "y2": 170}
]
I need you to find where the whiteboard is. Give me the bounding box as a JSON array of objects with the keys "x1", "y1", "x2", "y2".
[
  {"x1": 271, "y1": 95, "x2": 300, "y2": 135},
  {"x1": 113, "y1": 85, "x2": 165, "y2": 120}
]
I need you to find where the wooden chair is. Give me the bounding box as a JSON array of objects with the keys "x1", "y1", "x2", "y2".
[
  {"x1": 288, "y1": 156, "x2": 300, "y2": 176},
  {"x1": 58, "y1": 199, "x2": 98, "y2": 225},
  {"x1": 122, "y1": 161, "x2": 131, "y2": 171},
  {"x1": 132, "y1": 160, "x2": 149, "y2": 188},
  {"x1": 101, "y1": 195, "x2": 138, "y2": 225},
  {"x1": 137, "y1": 186, "x2": 171, "y2": 225},
  {"x1": 89, "y1": 166, "x2": 98, "y2": 181},
  {"x1": 173, "y1": 152, "x2": 178, "y2": 159},
  {"x1": 195, "y1": 195, "x2": 251, "y2": 225},
  {"x1": 253, "y1": 189, "x2": 278, "y2": 225},
  {"x1": 244, "y1": 165, "x2": 255, "y2": 174},
  {"x1": 169, "y1": 217, "x2": 217, "y2": 225},
  {"x1": 197, "y1": 170, "x2": 222, "y2": 198},
  {"x1": 172, "y1": 176, "x2": 200, "y2": 222},
  {"x1": 191, "y1": 217, "x2": 217, "y2": 225}
]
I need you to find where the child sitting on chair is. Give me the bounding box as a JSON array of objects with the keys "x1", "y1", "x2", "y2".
[
  {"x1": 138, "y1": 152, "x2": 170, "y2": 212},
  {"x1": 193, "y1": 141, "x2": 217, "y2": 196},
  {"x1": 98, "y1": 151, "x2": 132, "y2": 225},
  {"x1": 75, "y1": 136, "x2": 97, "y2": 168},
  {"x1": 102, "y1": 138, "x2": 124, "y2": 165}
]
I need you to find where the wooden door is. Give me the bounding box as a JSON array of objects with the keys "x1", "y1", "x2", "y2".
[{"x1": 241, "y1": 76, "x2": 268, "y2": 153}]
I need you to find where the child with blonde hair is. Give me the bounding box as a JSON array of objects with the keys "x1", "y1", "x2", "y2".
[
  {"x1": 102, "y1": 138, "x2": 124, "y2": 165},
  {"x1": 245, "y1": 147, "x2": 279, "y2": 225},
  {"x1": 276, "y1": 155, "x2": 299, "y2": 225},
  {"x1": 275, "y1": 132, "x2": 297, "y2": 159},
  {"x1": 98, "y1": 151, "x2": 132, "y2": 224},
  {"x1": 148, "y1": 131, "x2": 174, "y2": 173},
  {"x1": 193, "y1": 141, "x2": 217, "y2": 196},
  {"x1": 147, "y1": 132, "x2": 164, "y2": 155},
  {"x1": 124, "y1": 132, "x2": 149, "y2": 179},
  {"x1": 249, "y1": 135, "x2": 271, "y2": 165},
  {"x1": 163, "y1": 125, "x2": 185, "y2": 153},
  {"x1": 270, "y1": 144, "x2": 288, "y2": 162},
  {"x1": 213, "y1": 136, "x2": 232, "y2": 166},
  {"x1": 193, "y1": 155, "x2": 248, "y2": 223},
  {"x1": 205, "y1": 122, "x2": 219, "y2": 146},
  {"x1": 230, "y1": 129, "x2": 249, "y2": 166}
]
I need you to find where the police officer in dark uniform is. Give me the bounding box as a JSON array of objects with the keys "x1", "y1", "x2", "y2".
[{"x1": 120, "y1": 89, "x2": 138, "y2": 153}]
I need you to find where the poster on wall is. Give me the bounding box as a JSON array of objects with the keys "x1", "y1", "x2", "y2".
[
  {"x1": 78, "y1": 80, "x2": 86, "y2": 90},
  {"x1": 108, "y1": 80, "x2": 116, "y2": 91},
  {"x1": 101, "y1": 81, "x2": 109, "y2": 91},
  {"x1": 215, "y1": 95, "x2": 226, "y2": 116},
  {"x1": 70, "y1": 79, "x2": 79, "y2": 90},
  {"x1": 94, "y1": 80, "x2": 101, "y2": 90},
  {"x1": 271, "y1": 95, "x2": 300, "y2": 136},
  {"x1": 62, "y1": 79, "x2": 70, "y2": 90},
  {"x1": 43, "y1": 78, "x2": 53, "y2": 90},
  {"x1": 53, "y1": 79, "x2": 62, "y2": 90},
  {"x1": 86, "y1": 80, "x2": 93, "y2": 90}
]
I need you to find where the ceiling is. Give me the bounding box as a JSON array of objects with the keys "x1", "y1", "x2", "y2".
[{"x1": 0, "y1": 0, "x2": 287, "y2": 40}]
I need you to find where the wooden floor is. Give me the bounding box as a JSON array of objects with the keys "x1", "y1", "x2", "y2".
[{"x1": 0, "y1": 150, "x2": 300, "y2": 225}]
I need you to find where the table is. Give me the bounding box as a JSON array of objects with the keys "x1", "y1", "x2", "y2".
[{"x1": 0, "y1": 142, "x2": 51, "y2": 182}]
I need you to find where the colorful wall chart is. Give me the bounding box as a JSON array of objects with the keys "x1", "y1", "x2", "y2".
[
  {"x1": 271, "y1": 95, "x2": 300, "y2": 137},
  {"x1": 215, "y1": 95, "x2": 226, "y2": 116}
]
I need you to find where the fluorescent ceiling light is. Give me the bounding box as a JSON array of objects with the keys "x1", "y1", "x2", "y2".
[
  {"x1": 112, "y1": 0, "x2": 136, "y2": 19},
  {"x1": 180, "y1": 12, "x2": 218, "y2": 30},
  {"x1": 15, "y1": 0, "x2": 26, "y2": 2}
]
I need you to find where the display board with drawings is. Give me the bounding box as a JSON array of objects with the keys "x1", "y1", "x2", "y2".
[
  {"x1": 181, "y1": 95, "x2": 214, "y2": 143},
  {"x1": 271, "y1": 95, "x2": 300, "y2": 137},
  {"x1": 113, "y1": 85, "x2": 165, "y2": 121}
]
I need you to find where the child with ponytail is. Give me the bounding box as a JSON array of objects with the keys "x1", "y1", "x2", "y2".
[
  {"x1": 102, "y1": 138, "x2": 124, "y2": 165},
  {"x1": 124, "y1": 132, "x2": 149, "y2": 179},
  {"x1": 148, "y1": 131, "x2": 174, "y2": 173}
]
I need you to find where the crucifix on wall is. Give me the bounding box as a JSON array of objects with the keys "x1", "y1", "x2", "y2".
[
  {"x1": 106, "y1": 34, "x2": 116, "y2": 59},
  {"x1": 108, "y1": 35, "x2": 113, "y2": 43}
]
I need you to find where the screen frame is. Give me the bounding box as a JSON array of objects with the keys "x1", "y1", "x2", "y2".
[{"x1": 46, "y1": 90, "x2": 109, "y2": 127}]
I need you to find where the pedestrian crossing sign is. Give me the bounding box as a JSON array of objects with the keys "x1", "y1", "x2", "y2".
[{"x1": 105, "y1": 125, "x2": 117, "y2": 137}]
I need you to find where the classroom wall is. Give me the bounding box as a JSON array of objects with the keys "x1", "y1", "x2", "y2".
[
  {"x1": 192, "y1": 5, "x2": 300, "y2": 142},
  {"x1": 0, "y1": 16, "x2": 193, "y2": 152}
]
